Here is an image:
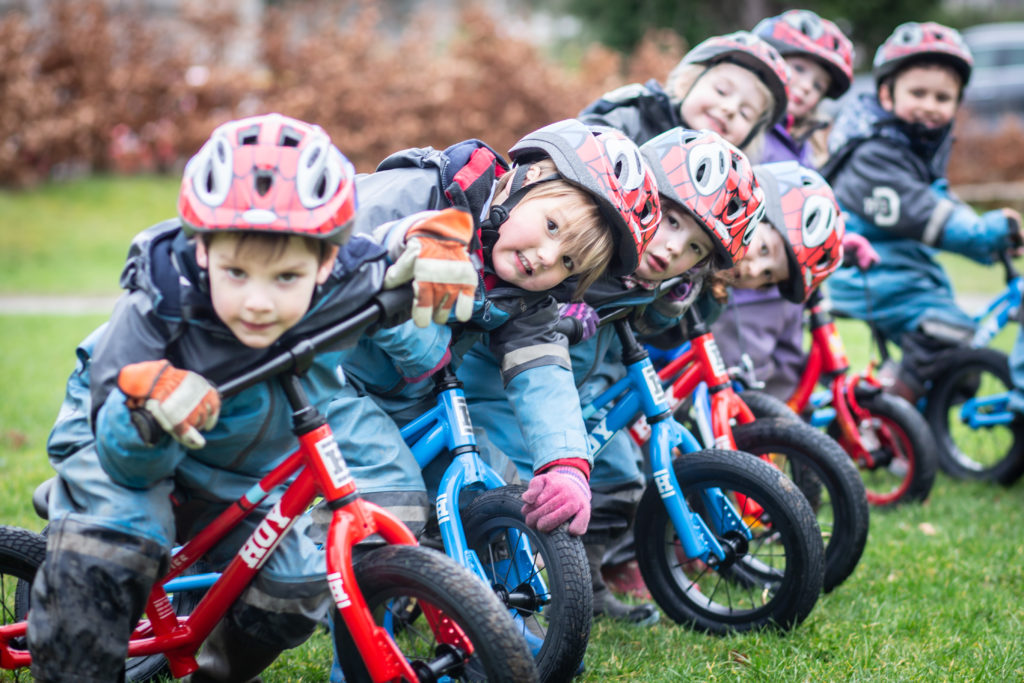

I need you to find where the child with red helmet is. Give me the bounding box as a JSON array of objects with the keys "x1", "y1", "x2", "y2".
[
  {"x1": 701, "y1": 161, "x2": 848, "y2": 395},
  {"x1": 579, "y1": 31, "x2": 790, "y2": 155},
  {"x1": 28, "y1": 113, "x2": 479, "y2": 682},
  {"x1": 330, "y1": 119, "x2": 661, "y2": 543},
  {"x1": 708, "y1": 11, "x2": 863, "y2": 402},
  {"x1": 458, "y1": 128, "x2": 765, "y2": 625},
  {"x1": 753, "y1": 9, "x2": 855, "y2": 167},
  {"x1": 823, "y1": 21, "x2": 1023, "y2": 402}
]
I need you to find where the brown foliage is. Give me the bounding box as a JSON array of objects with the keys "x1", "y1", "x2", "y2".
[{"x1": 8, "y1": 1, "x2": 1016, "y2": 190}]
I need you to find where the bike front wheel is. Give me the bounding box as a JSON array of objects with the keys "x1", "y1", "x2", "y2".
[
  {"x1": 635, "y1": 449, "x2": 824, "y2": 634},
  {"x1": 460, "y1": 485, "x2": 590, "y2": 683},
  {"x1": 334, "y1": 544, "x2": 538, "y2": 683},
  {"x1": 924, "y1": 347, "x2": 1024, "y2": 484},
  {"x1": 732, "y1": 418, "x2": 869, "y2": 593},
  {"x1": 0, "y1": 525, "x2": 45, "y2": 681}
]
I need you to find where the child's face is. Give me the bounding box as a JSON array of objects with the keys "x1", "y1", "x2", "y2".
[
  {"x1": 196, "y1": 233, "x2": 337, "y2": 348},
  {"x1": 490, "y1": 194, "x2": 583, "y2": 291},
  {"x1": 726, "y1": 224, "x2": 789, "y2": 290},
  {"x1": 679, "y1": 62, "x2": 770, "y2": 147},
  {"x1": 786, "y1": 56, "x2": 831, "y2": 121},
  {"x1": 879, "y1": 64, "x2": 960, "y2": 129},
  {"x1": 634, "y1": 203, "x2": 714, "y2": 281}
]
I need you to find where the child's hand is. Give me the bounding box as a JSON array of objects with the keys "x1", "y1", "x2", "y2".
[
  {"x1": 118, "y1": 360, "x2": 220, "y2": 449},
  {"x1": 841, "y1": 232, "x2": 881, "y2": 270},
  {"x1": 384, "y1": 208, "x2": 478, "y2": 327},
  {"x1": 521, "y1": 465, "x2": 591, "y2": 536},
  {"x1": 558, "y1": 302, "x2": 599, "y2": 343}
]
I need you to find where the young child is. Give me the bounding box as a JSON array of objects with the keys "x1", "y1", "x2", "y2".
[
  {"x1": 753, "y1": 9, "x2": 854, "y2": 166},
  {"x1": 711, "y1": 10, "x2": 854, "y2": 398},
  {"x1": 822, "y1": 21, "x2": 1022, "y2": 402},
  {"x1": 457, "y1": 128, "x2": 765, "y2": 624},
  {"x1": 329, "y1": 119, "x2": 661, "y2": 541},
  {"x1": 27, "y1": 113, "x2": 476, "y2": 682},
  {"x1": 579, "y1": 31, "x2": 791, "y2": 153}
]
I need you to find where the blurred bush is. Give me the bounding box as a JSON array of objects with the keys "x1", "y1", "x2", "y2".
[
  {"x1": 2, "y1": 0, "x2": 1019, "y2": 190},
  {"x1": 0, "y1": 0, "x2": 683, "y2": 186}
]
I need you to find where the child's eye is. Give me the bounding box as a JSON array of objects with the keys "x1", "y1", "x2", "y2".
[
  {"x1": 562, "y1": 254, "x2": 575, "y2": 271},
  {"x1": 277, "y1": 272, "x2": 300, "y2": 284},
  {"x1": 226, "y1": 267, "x2": 247, "y2": 281},
  {"x1": 547, "y1": 219, "x2": 559, "y2": 236},
  {"x1": 667, "y1": 214, "x2": 680, "y2": 230},
  {"x1": 691, "y1": 242, "x2": 706, "y2": 257}
]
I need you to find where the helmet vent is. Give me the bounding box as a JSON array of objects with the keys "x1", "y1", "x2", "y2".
[
  {"x1": 255, "y1": 171, "x2": 273, "y2": 197},
  {"x1": 279, "y1": 126, "x2": 303, "y2": 147},
  {"x1": 314, "y1": 174, "x2": 327, "y2": 199},
  {"x1": 238, "y1": 125, "x2": 260, "y2": 146}
]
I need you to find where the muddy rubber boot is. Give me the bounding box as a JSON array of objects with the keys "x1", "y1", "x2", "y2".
[
  {"x1": 184, "y1": 618, "x2": 282, "y2": 683},
  {"x1": 585, "y1": 541, "x2": 659, "y2": 626}
]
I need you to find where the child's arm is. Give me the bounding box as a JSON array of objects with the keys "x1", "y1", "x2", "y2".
[{"x1": 833, "y1": 140, "x2": 1018, "y2": 262}]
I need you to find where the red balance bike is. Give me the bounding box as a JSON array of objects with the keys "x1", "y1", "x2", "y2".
[
  {"x1": 0, "y1": 288, "x2": 537, "y2": 683},
  {"x1": 742, "y1": 288, "x2": 938, "y2": 506}
]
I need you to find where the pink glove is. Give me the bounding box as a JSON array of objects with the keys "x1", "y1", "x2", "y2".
[
  {"x1": 521, "y1": 466, "x2": 591, "y2": 536},
  {"x1": 841, "y1": 232, "x2": 880, "y2": 270}
]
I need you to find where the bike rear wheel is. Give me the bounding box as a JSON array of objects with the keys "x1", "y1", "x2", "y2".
[
  {"x1": 460, "y1": 485, "x2": 590, "y2": 683},
  {"x1": 924, "y1": 347, "x2": 1024, "y2": 484},
  {"x1": 831, "y1": 387, "x2": 937, "y2": 505},
  {"x1": 334, "y1": 544, "x2": 538, "y2": 683},
  {"x1": 635, "y1": 449, "x2": 824, "y2": 634},
  {"x1": 732, "y1": 419, "x2": 869, "y2": 593}
]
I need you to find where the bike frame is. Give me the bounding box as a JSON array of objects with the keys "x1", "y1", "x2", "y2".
[
  {"x1": 400, "y1": 365, "x2": 548, "y2": 609},
  {"x1": 969, "y1": 251, "x2": 1022, "y2": 349},
  {"x1": 582, "y1": 316, "x2": 745, "y2": 564},
  {"x1": 0, "y1": 293, "x2": 469, "y2": 682}
]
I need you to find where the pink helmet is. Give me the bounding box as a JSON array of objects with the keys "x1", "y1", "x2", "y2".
[
  {"x1": 179, "y1": 113, "x2": 357, "y2": 245},
  {"x1": 754, "y1": 161, "x2": 845, "y2": 303},
  {"x1": 640, "y1": 128, "x2": 764, "y2": 268},
  {"x1": 873, "y1": 21, "x2": 973, "y2": 88},
  {"x1": 681, "y1": 31, "x2": 792, "y2": 126},
  {"x1": 509, "y1": 119, "x2": 661, "y2": 276},
  {"x1": 753, "y1": 10, "x2": 855, "y2": 98}
]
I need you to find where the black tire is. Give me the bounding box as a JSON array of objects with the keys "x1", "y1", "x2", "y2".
[
  {"x1": 461, "y1": 486, "x2": 590, "y2": 683},
  {"x1": 736, "y1": 390, "x2": 802, "y2": 421},
  {"x1": 732, "y1": 419, "x2": 869, "y2": 593},
  {"x1": 333, "y1": 544, "x2": 539, "y2": 683},
  {"x1": 634, "y1": 449, "x2": 824, "y2": 633},
  {"x1": 0, "y1": 525, "x2": 45, "y2": 681},
  {"x1": 830, "y1": 387, "x2": 938, "y2": 505},
  {"x1": 924, "y1": 347, "x2": 1024, "y2": 484}
]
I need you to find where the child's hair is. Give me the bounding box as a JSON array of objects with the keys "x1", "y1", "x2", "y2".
[
  {"x1": 664, "y1": 62, "x2": 773, "y2": 159},
  {"x1": 878, "y1": 57, "x2": 965, "y2": 99},
  {"x1": 200, "y1": 231, "x2": 334, "y2": 266},
  {"x1": 497, "y1": 158, "x2": 614, "y2": 295}
]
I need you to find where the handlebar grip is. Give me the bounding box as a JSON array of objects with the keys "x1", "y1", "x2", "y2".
[{"x1": 555, "y1": 316, "x2": 583, "y2": 345}]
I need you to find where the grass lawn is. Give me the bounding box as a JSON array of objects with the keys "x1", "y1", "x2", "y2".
[{"x1": 1, "y1": 175, "x2": 1023, "y2": 680}]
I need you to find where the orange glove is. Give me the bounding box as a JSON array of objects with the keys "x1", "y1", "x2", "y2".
[
  {"x1": 118, "y1": 360, "x2": 220, "y2": 449},
  {"x1": 383, "y1": 208, "x2": 478, "y2": 327}
]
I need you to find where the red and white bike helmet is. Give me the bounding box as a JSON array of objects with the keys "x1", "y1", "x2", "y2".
[
  {"x1": 754, "y1": 161, "x2": 845, "y2": 303},
  {"x1": 680, "y1": 31, "x2": 792, "y2": 127},
  {"x1": 873, "y1": 21, "x2": 973, "y2": 88},
  {"x1": 640, "y1": 128, "x2": 765, "y2": 268},
  {"x1": 753, "y1": 10, "x2": 855, "y2": 99},
  {"x1": 508, "y1": 119, "x2": 661, "y2": 276},
  {"x1": 179, "y1": 113, "x2": 357, "y2": 245}
]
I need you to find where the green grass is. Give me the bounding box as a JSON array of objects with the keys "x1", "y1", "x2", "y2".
[
  {"x1": 2, "y1": 175, "x2": 1024, "y2": 680},
  {"x1": 0, "y1": 174, "x2": 178, "y2": 295}
]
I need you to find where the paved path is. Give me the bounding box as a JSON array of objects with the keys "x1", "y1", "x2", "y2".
[{"x1": 0, "y1": 295, "x2": 120, "y2": 315}]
